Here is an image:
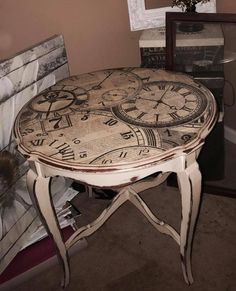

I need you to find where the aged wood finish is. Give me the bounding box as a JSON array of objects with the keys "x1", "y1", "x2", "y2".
[{"x1": 14, "y1": 68, "x2": 217, "y2": 287}]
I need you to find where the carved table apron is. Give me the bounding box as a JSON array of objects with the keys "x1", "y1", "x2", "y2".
[{"x1": 14, "y1": 68, "x2": 217, "y2": 287}]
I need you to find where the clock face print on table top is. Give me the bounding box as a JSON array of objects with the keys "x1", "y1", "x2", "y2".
[
  {"x1": 14, "y1": 68, "x2": 216, "y2": 167},
  {"x1": 112, "y1": 80, "x2": 207, "y2": 128}
]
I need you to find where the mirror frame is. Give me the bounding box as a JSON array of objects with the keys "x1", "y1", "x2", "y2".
[
  {"x1": 126, "y1": 0, "x2": 216, "y2": 31},
  {"x1": 165, "y1": 12, "x2": 236, "y2": 198}
]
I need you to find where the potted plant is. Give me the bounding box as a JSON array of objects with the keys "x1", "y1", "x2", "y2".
[{"x1": 172, "y1": 0, "x2": 210, "y2": 12}]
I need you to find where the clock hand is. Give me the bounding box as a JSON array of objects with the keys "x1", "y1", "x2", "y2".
[
  {"x1": 46, "y1": 102, "x2": 53, "y2": 118},
  {"x1": 153, "y1": 100, "x2": 178, "y2": 110},
  {"x1": 58, "y1": 95, "x2": 74, "y2": 100},
  {"x1": 37, "y1": 95, "x2": 73, "y2": 104},
  {"x1": 136, "y1": 95, "x2": 177, "y2": 110},
  {"x1": 37, "y1": 99, "x2": 52, "y2": 104},
  {"x1": 159, "y1": 86, "x2": 170, "y2": 101},
  {"x1": 153, "y1": 86, "x2": 177, "y2": 110},
  {"x1": 91, "y1": 71, "x2": 113, "y2": 90}
]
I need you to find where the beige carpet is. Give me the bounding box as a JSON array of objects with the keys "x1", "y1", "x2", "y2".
[{"x1": 11, "y1": 181, "x2": 236, "y2": 291}]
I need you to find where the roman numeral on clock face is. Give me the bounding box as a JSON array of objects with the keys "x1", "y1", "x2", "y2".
[
  {"x1": 137, "y1": 112, "x2": 146, "y2": 119},
  {"x1": 30, "y1": 139, "x2": 45, "y2": 146},
  {"x1": 143, "y1": 85, "x2": 152, "y2": 92},
  {"x1": 169, "y1": 112, "x2": 181, "y2": 120},
  {"x1": 182, "y1": 105, "x2": 192, "y2": 112},
  {"x1": 169, "y1": 85, "x2": 182, "y2": 92},
  {"x1": 48, "y1": 140, "x2": 75, "y2": 160},
  {"x1": 124, "y1": 106, "x2": 137, "y2": 113}
]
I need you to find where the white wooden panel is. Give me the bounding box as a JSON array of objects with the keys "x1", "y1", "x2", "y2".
[
  {"x1": 0, "y1": 35, "x2": 66, "y2": 78},
  {"x1": 0, "y1": 46, "x2": 68, "y2": 103},
  {"x1": 0, "y1": 64, "x2": 69, "y2": 149}
]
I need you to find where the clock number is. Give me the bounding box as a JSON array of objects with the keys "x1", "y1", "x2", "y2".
[
  {"x1": 169, "y1": 112, "x2": 181, "y2": 120},
  {"x1": 98, "y1": 100, "x2": 106, "y2": 107},
  {"x1": 143, "y1": 85, "x2": 152, "y2": 92},
  {"x1": 79, "y1": 151, "x2": 87, "y2": 158},
  {"x1": 48, "y1": 140, "x2": 75, "y2": 160},
  {"x1": 102, "y1": 159, "x2": 113, "y2": 164},
  {"x1": 51, "y1": 143, "x2": 75, "y2": 160},
  {"x1": 128, "y1": 86, "x2": 136, "y2": 91},
  {"x1": 103, "y1": 118, "x2": 118, "y2": 126},
  {"x1": 49, "y1": 116, "x2": 62, "y2": 129},
  {"x1": 124, "y1": 106, "x2": 137, "y2": 113},
  {"x1": 81, "y1": 111, "x2": 90, "y2": 120},
  {"x1": 181, "y1": 91, "x2": 191, "y2": 97},
  {"x1": 72, "y1": 138, "x2": 81, "y2": 144},
  {"x1": 182, "y1": 105, "x2": 192, "y2": 112},
  {"x1": 55, "y1": 143, "x2": 70, "y2": 151},
  {"x1": 119, "y1": 151, "x2": 127, "y2": 158},
  {"x1": 141, "y1": 76, "x2": 150, "y2": 83},
  {"x1": 21, "y1": 128, "x2": 34, "y2": 136},
  {"x1": 169, "y1": 85, "x2": 181, "y2": 92},
  {"x1": 138, "y1": 148, "x2": 149, "y2": 156},
  {"x1": 35, "y1": 112, "x2": 43, "y2": 120},
  {"x1": 36, "y1": 132, "x2": 48, "y2": 137},
  {"x1": 137, "y1": 112, "x2": 146, "y2": 119},
  {"x1": 49, "y1": 139, "x2": 58, "y2": 146},
  {"x1": 61, "y1": 151, "x2": 75, "y2": 160},
  {"x1": 158, "y1": 84, "x2": 166, "y2": 90},
  {"x1": 120, "y1": 131, "x2": 134, "y2": 140},
  {"x1": 164, "y1": 129, "x2": 172, "y2": 137},
  {"x1": 181, "y1": 134, "x2": 192, "y2": 143},
  {"x1": 30, "y1": 139, "x2": 45, "y2": 146},
  {"x1": 186, "y1": 98, "x2": 197, "y2": 103}
]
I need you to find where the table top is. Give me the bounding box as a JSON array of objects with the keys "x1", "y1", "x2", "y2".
[{"x1": 14, "y1": 68, "x2": 217, "y2": 170}]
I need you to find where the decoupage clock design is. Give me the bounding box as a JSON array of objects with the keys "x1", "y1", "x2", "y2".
[
  {"x1": 14, "y1": 68, "x2": 216, "y2": 166},
  {"x1": 112, "y1": 80, "x2": 207, "y2": 128}
]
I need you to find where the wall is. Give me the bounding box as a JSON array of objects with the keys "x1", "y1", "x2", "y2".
[
  {"x1": 0, "y1": 1, "x2": 235, "y2": 75},
  {"x1": 1, "y1": 1, "x2": 236, "y2": 144},
  {"x1": 0, "y1": 0, "x2": 141, "y2": 75}
]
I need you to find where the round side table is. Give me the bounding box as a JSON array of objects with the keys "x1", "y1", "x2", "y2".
[{"x1": 14, "y1": 68, "x2": 217, "y2": 287}]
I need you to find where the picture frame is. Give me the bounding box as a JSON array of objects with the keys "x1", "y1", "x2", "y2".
[
  {"x1": 165, "y1": 12, "x2": 236, "y2": 198},
  {"x1": 126, "y1": 0, "x2": 216, "y2": 31}
]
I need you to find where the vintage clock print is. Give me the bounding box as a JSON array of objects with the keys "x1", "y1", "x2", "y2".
[
  {"x1": 112, "y1": 81, "x2": 207, "y2": 128},
  {"x1": 57, "y1": 69, "x2": 144, "y2": 109},
  {"x1": 15, "y1": 68, "x2": 214, "y2": 167},
  {"x1": 29, "y1": 84, "x2": 89, "y2": 118},
  {"x1": 17, "y1": 109, "x2": 164, "y2": 164},
  {"x1": 13, "y1": 66, "x2": 217, "y2": 290}
]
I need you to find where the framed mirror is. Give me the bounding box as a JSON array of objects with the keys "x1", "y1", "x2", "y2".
[
  {"x1": 126, "y1": 0, "x2": 216, "y2": 31},
  {"x1": 166, "y1": 12, "x2": 236, "y2": 197}
]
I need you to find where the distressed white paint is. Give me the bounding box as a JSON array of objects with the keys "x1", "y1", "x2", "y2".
[{"x1": 15, "y1": 68, "x2": 218, "y2": 288}]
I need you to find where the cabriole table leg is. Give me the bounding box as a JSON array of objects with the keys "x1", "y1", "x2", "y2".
[
  {"x1": 177, "y1": 161, "x2": 202, "y2": 284},
  {"x1": 26, "y1": 169, "x2": 70, "y2": 288}
]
